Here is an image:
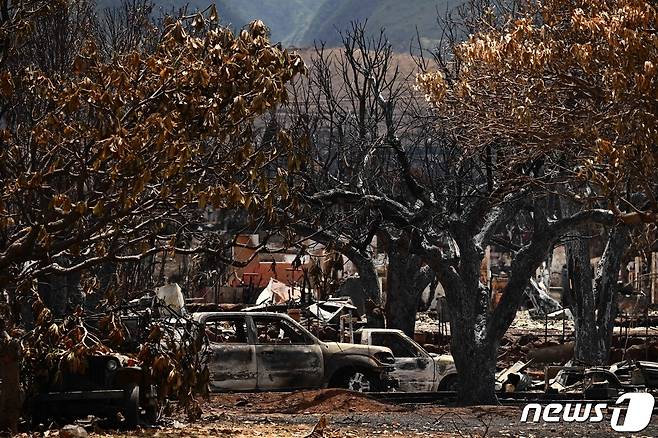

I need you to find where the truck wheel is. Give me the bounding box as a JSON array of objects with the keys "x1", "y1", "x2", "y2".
[
  {"x1": 123, "y1": 384, "x2": 140, "y2": 429},
  {"x1": 344, "y1": 371, "x2": 374, "y2": 392},
  {"x1": 440, "y1": 375, "x2": 459, "y2": 392},
  {"x1": 143, "y1": 385, "x2": 161, "y2": 424},
  {"x1": 30, "y1": 402, "x2": 48, "y2": 428},
  {"x1": 144, "y1": 404, "x2": 161, "y2": 424}
]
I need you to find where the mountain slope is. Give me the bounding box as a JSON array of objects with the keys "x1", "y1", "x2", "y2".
[
  {"x1": 98, "y1": 0, "x2": 456, "y2": 50},
  {"x1": 302, "y1": 0, "x2": 454, "y2": 50},
  {"x1": 211, "y1": 0, "x2": 324, "y2": 46}
]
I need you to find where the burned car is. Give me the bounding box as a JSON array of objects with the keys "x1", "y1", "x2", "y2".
[
  {"x1": 193, "y1": 312, "x2": 397, "y2": 392},
  {"x1": 29, "y1": 353, "x2": 157, "y2": 428},
  {"x1": 354, "y1": 328, "x2": 458, "y2": 391},
  {"x1": 27, "y1": 291, "x2": 198, "y2": 428}
]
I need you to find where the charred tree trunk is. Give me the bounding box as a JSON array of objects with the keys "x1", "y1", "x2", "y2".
[
  {"x1": 0, "y1": 341, "x2": 20, "y2": 433},
  {"x1": 452, "y1": 334, "x2": 498, "y2": 404},
  {"x1": 425, "y1": 206, "x2": 560, "y2": 405},
  {"x1": 447, "y1": 282, "x2": 499, "y2": 404},
  {"x1": 385, "y1": 243, "x2": 434, "y2": 336},
  {"x1": 384, "y1": 271, "x2": 418, "y2": 336},
  {"x1": 428, "y1": 233, "x2": 500, "y2": 405},
  {"x1": 351, "y1": 254, "x2": 385, "y2": 328},
  {"x1": 565, "y1": 227, "x2": 596, "y2": 363},
  {"x1": 382, "y1": 232, "x2": 434, "y2": 336},
  {"x1": 0, "y1": 279, "x2": 20, "y2": 432},
  {"x1": 566, "y1": 225, "x2": 629, "y2": 365}
]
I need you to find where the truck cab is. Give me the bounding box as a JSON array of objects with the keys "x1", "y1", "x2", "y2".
[{"x1": 354, "y1": 328, "x2": 457, "y2": 392}]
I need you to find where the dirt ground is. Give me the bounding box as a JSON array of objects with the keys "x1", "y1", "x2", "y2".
[{"x1": 18, "y1": 390, "x2": 658, "y2": 438}]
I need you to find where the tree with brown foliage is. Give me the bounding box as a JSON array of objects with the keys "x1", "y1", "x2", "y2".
[
  {"x1": 419, "y1": 0, "x2": 658, "y2": 211},
  {"x1": 415, "y1": 0, "x2": 658, "y2": 401},
  {"x1": 0, "y1": 0, "x2": 305, "y2": 429},
  {"x1": 1, "y1": 5, "x2": 305, "y2": 288}
]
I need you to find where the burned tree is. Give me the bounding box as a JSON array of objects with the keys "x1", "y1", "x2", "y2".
[
  {"x1": 563, "y1": 223, "x2": 630, "y2": 365},
  {"x1": 0, "y1": 0, "x2": 306, "y2": 428},
  {"x1": 284, "y1": 23, "x2": 437, "y2": 329},
  {"x1": 293, "y1": 2, "x2": 639, "y2": 404},
  {"x1": 0, "y1": 3, "x2": 306, "y2": 298},
  {"x1": 418, "y1": 0, "x2": 658, "y2": 371}
]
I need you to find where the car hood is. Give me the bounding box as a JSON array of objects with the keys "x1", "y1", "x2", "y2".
[{"x1": 322, "y1": 341, "x2": 391, "y2": 356}]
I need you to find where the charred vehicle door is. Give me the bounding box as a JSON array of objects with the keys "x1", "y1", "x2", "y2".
[
  {"x1": 370, "y1": 332, "x2": 435, "y2": 391},
  {"x1": 204, "y1": 314, "x2": 257, "y2": 391},
  {"x1": 252, "y1": 315, "x2": 324, "y2": 390}
]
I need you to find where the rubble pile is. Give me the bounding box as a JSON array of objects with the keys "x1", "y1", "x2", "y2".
[{"x1": 610, "y1": 337, "x2": 658, "y2": 362}]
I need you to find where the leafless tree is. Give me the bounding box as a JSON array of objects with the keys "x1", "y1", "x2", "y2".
[
  {"x1": 96, "y1": 0, "x2": 158, "y2": 58},
  {"x1": 282, "y1": 22, "x2": 439, "y2": 330}
]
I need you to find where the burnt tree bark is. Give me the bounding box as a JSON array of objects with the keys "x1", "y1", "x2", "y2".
[
  {"x1": 428, "y1": 236, "x2": 500, "y2": 405},
  {"x1": 420, "y1": 206, "x2": 616, "y2": 405},
  {"x1": 383, "y1": 233, "x2": 434, "y2": 336},
  {"x1": 565, "y1": 225, "x2": 629, "y2": 365},
  {"x1": 0, "y1": 320, "x2": 20, "y2": 433},
  {"x1": 349, "y1": 251, "x2": 385, "y2": 328}
]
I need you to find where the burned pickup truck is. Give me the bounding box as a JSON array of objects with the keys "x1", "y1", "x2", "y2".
[{"x1": 193, "y1": 312, "x2": 397, "y2": 392}]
